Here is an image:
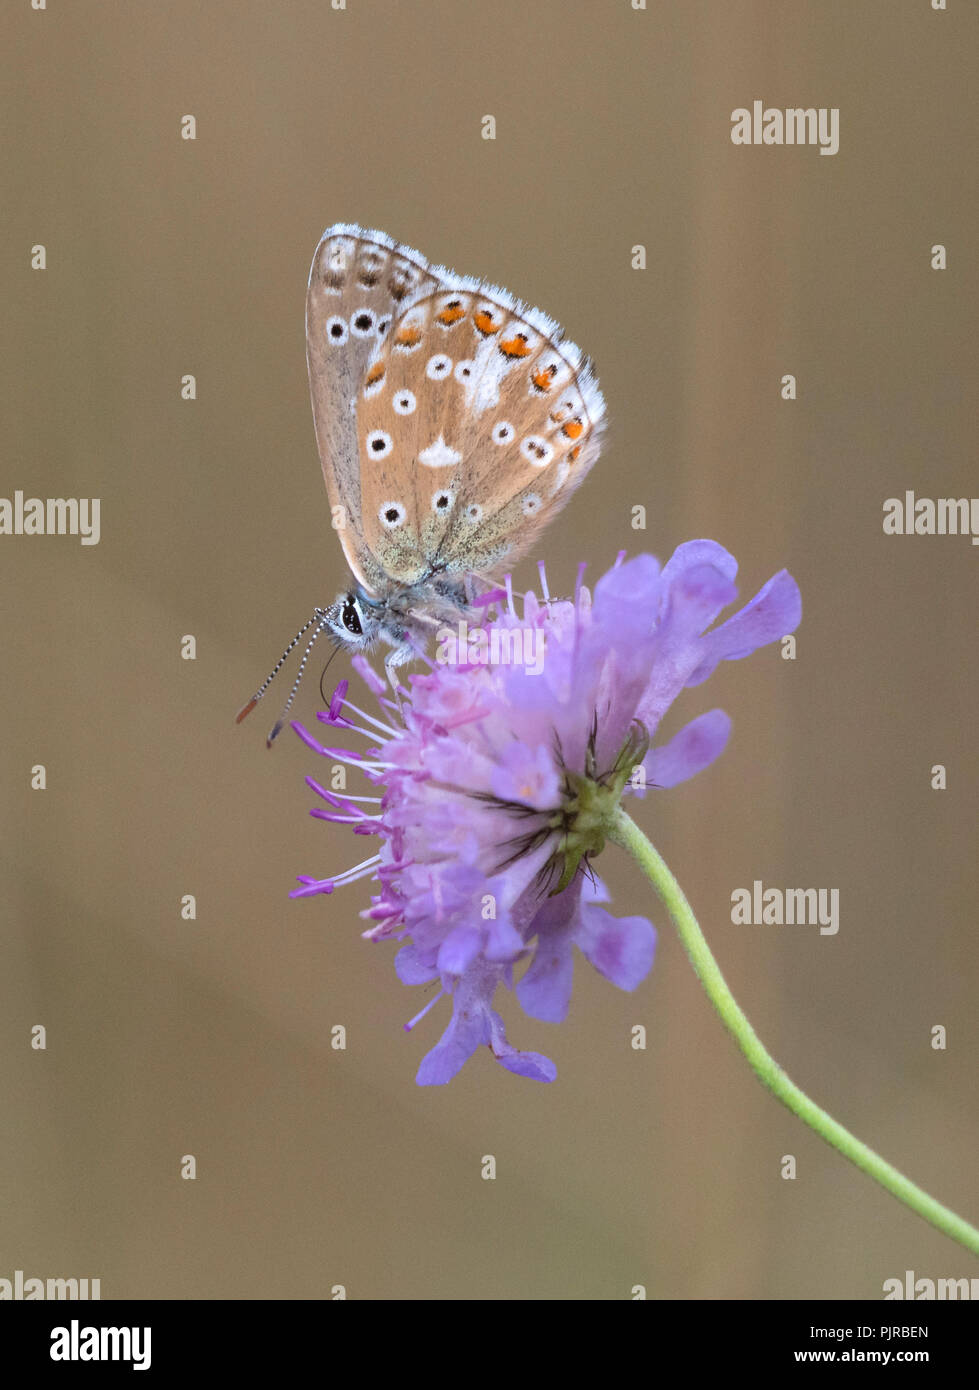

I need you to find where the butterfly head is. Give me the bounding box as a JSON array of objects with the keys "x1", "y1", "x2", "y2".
[{"x1": 323, "y1": 590, "x2": 381, "y2": 652}]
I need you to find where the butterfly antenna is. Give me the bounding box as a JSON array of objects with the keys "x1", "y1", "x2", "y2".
[
  {"x1": 262, "y1": 620, "x2": 332, "y2": 747},
  {"x1": 236, "y1": 608, "x2": 328, "y2": 744}
]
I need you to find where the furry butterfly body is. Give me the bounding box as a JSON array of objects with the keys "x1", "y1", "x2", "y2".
[{"x1": 240, "y1": 224, "x2": 605, "y2": 740}]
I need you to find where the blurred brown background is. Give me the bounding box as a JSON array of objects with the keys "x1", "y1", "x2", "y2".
[{"x1": 2, "y1": 0, "x2": 976, "y2": 1300}]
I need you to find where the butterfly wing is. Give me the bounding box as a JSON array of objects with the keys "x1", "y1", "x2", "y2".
[
  {"x1": 354, "y1": 278, "x2": 605, "y2": 586},
  {"x1": 306, "y1": 224, "x2": 443, "y2": 591}
]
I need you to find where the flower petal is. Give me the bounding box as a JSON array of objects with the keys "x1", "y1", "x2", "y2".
[
  {"x1": 488, "y1": 1011, "x2": 557, "y2": 1082},
  {"x1": 352, "y1": 653, "x2": 387, "y2": 696},
  {"x1": 517, "y1": 884, "x2": 580, "y2": 1022},
  {"x1": 416, "y1": 998, "x2": 490, "y2": 1085},
  {"x1": 634, "y1": 550, "x2": 739, "y2": 736},
  {"x1": 394, "y1": 943, "x2": 439, "y2": 985},
  {"x1": 490, "y1": 741, "x2": 563, "y2": 811},
  {"x1": 660, "y1": 538, "x2": 738, "y2": 595},
  {"x1": 437, "y1": 923, "x2": 483, "y2": 976},
  {"x1": 582, "y1": 555, "x2": 663, "y2": 763},
  {"x1": 575, "y1": 906, "x2": 657, "y2": 992},
  {"x1": 517, "y1": 928, "x2": 575, "y2": 1022},
  {"x1": 686, "y1": 570, "x2": 802, "y2": 686},
  {"x1": 642, "y1": 709, "x2": 732, "y2": 790},
  {"x1": 484, "y1": 910, "x2": 525, "y2": 962}
]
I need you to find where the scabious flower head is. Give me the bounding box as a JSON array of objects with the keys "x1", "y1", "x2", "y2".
[{"x1": 291, "y1": 542, "x2": 801, "y2": 1085}]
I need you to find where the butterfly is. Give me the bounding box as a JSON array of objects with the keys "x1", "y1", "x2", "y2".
[{"x1": 239, "y1": 223, "x2": 606, "y2": 743}]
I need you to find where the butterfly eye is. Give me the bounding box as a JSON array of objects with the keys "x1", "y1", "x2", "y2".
[
  {"x1": 379, "y1": 501, "x2": 406, "y2": 529},
  {"x1": 426, "y1": 354, "x2": 452, "y2": 380},
  {"x1": 326, "y1": 316, "x2": 349, "y2": 345},
  {"x1": 341, "y1": 598, "x2": 363, "y2": 636},
  {"x1": 350, "y1": 309, "x2": 376, "y2": 338},
  {"x1": 491, "y1": 421, "x2": 514, "y2": 446},
  {"x1": 366, "y1": 430, "x2": 393, "y2": 459},
  {"x1": 431, "y1": 490, "x2": 455, "y2": 513},
  {"x1": 393, "y1": 390, "x2": 416, "y2": 416}
]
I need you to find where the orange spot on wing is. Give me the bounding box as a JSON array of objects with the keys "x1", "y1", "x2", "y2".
[
  {"x1": 568, "y1": 445, "x2": 582, "y2": 461},
  {"x1": 365, "y1": 362, "x2": 386, "y2": 386},
  {"x1": 473, "y1": 309, "x2": 499, "y2": 335},
  {"x1": 532, "y1": 365, "x2": 556, "y2": 393},
  {"x1": 499, "y1": 333, "x2": 531, "y2": 359},
  {"x1": 562, "y1": 418, "x2": 584, "y2": 440},
  {"x1": 394, "y1": 325, "x2": 423, "y2": 348},
  {"x1": 437, "y1": 302, "x2": 466, "y2": 325}
]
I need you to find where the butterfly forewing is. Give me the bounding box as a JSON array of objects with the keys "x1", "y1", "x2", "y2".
[
  {"x1": 355, "y1": 279, "x2": 605, "y2": 583},
  {"x1": 306, "y1": 224, "x2": 444, "y2": 590}
]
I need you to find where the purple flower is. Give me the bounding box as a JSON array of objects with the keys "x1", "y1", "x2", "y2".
[{"x1": 291, "y1": 543, "x2": 801, "y2": 1085}]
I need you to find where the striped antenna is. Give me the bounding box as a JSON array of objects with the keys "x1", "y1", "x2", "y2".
[{"x1": 236, "y1": 608, "x2": 330, "y2": 747}]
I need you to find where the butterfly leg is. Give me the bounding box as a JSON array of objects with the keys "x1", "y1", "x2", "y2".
[{"x1": 383, "y1": 640, "x2": 415, "y2": 698}]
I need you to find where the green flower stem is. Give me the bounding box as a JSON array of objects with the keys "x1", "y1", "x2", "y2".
[{"x1": 608, "y1": 806, "x2": 979, "y2": 1257}]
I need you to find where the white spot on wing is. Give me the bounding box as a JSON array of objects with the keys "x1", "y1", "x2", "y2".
[
  {"x1": 426, "y1": 353, "x2": 452, "y2": 380},
  {"x1": 521, "y1": 436, "x2": 553, "y2": 467},
  {"x1": 418, "y1": 435, "x2": 462, "y2": 469},
  {"x1": 379, "y1": 501, "x2": 406, "y2": 529},
  {"x1": 350, "y1": 308, "x2": 377, "y2": 338},
  {"x1": 431, "y1": 489, "x2": 455, "y2": 513},
  {"x1": 366, "y1": 430, "x2": 393, "y2": 460}
]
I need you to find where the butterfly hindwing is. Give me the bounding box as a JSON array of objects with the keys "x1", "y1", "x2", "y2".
[
  {"x1": 356, "y1": 279, "x2": 605, "y2": 584},
  {"x1": 306, "y1": 224, "x2": 443, "y2": 590}
]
